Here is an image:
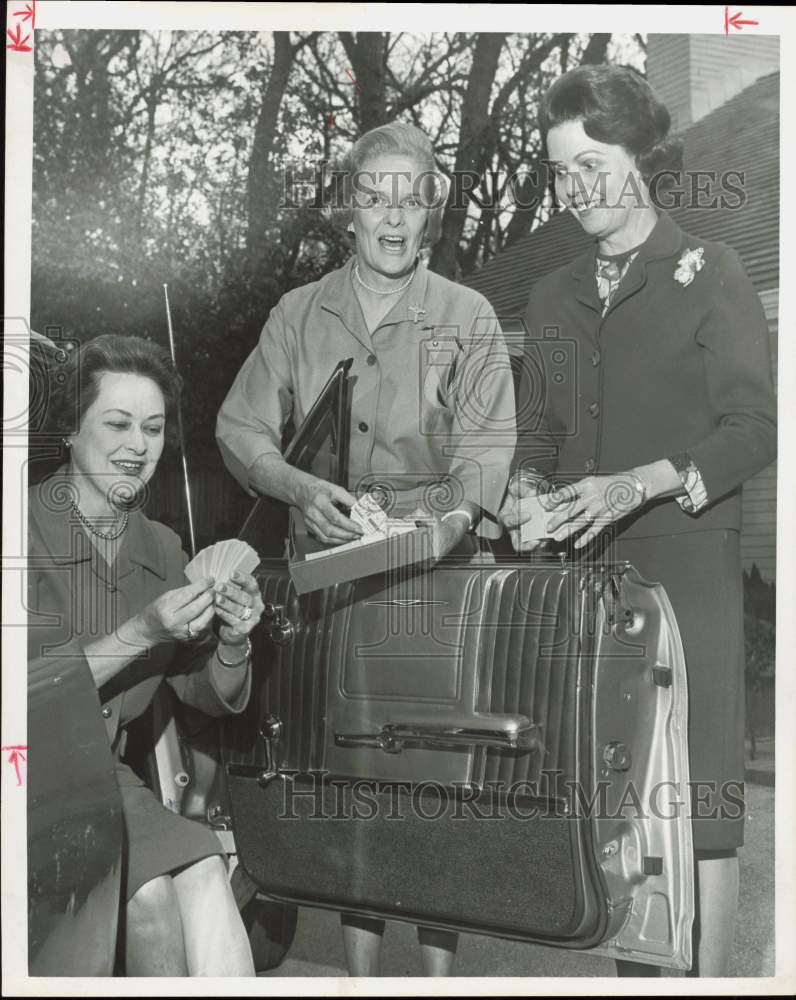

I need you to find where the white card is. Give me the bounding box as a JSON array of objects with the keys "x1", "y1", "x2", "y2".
[
  {"x1": 185, "y1": 539, "x2": 259, "y2": 583},
  {"x1": 518, "y1": 495, "x2": 559, "y2": 545},
  {"x1": 350, "y1": 493, "x2": 388, "y2": 535}
]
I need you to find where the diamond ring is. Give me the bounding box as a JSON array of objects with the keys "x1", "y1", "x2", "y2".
[
  {"x1": 240, "y1": 605, "x2": 253, "y2": 622},
  {"x1": 186, "y1": 621, "x2": 196, "y2": 640}
]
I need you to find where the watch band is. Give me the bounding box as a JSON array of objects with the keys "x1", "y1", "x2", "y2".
[
  {"x1": 627, "y1": 470, "x2": 647, "y2": 506},
  {"x1": 441, "y1": 508, "x2": 475, "y2": 533}
]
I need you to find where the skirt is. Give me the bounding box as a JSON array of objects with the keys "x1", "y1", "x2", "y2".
[
  {"x1": 605, "y1": 528, "x2": 745, "y2": 852},
  {"x1": 115, "y1": 761, "x2": 226, "y2": 901}
]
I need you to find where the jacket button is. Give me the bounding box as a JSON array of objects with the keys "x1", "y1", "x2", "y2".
[
  {"x1": 366, "y1": 354, "x2": 377, "y2": 366},
  {"x1": 358, "y1": 421, "x2": 369, "y2": 433},
  {"x1": 102, "y1": 706, "x2": 112, "y2": 719},
  {"x1": 591, "y1": 350, "x2": 601, "y2": 367},
  {"x1": 584, "y1": 458, "x2": 596, "y2": 472},
  {"x1": 588, "y1": 402, "x2": 600, "y2": 418}
]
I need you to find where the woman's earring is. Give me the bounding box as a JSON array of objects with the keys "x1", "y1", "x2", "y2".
[
  {"x1": 62, "y1": 438, "x2": 71, "y2": 449},
  {"x1": 347, "y1": 222, "x2": 355, "y2": 234}
]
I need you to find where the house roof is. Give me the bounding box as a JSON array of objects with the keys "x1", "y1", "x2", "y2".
[{"x1": 464, "y1": 71, "x2": 779, "y2": 318}]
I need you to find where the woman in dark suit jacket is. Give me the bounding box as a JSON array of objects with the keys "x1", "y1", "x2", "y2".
[{"x1": 500, "y1": 65, "x2": 776, "y2": 976}]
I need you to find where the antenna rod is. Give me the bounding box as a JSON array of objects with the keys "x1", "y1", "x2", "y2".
[{"x1": 163, "y1": 283, "x2": 197, "y2": 557}]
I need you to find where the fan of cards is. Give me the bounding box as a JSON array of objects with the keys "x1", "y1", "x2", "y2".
[
  {"x1": 184, "y1": 539, "x2": 260, "y2": 585},
  {"x1": 304, "y1": 492, "x2": 419, "y2": 561}
]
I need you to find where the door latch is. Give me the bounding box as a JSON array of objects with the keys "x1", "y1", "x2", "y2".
[
  {"x1": 602, "y1": 572, "x2": 635, "y2": 628},
  {"x1": 257, "y1": 714, "x2": 283, "y2": 787},
  {"x1": 263, "y1": 603, "x2": 295, "y2": 645}
]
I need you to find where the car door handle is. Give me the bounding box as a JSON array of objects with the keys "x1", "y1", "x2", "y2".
[{"x1": 334, "y1": 711, "x2": 541, "y2": 754}]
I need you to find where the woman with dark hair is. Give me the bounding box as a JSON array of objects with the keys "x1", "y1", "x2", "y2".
[
  {"x1": 217, "y1": 121, "x2": 517, "y2": 975},
  {"x1": 28, "y1": 334, "x2": 265, "y2": 975},
  {"x1": 500, "y1": 65, "x2": 776, "y2": 976}
]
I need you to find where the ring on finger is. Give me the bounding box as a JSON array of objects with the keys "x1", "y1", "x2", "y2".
[
  {"x1": 240, "y1": 605, "x2": 253, "y2": 622},
  {"x1": 185, "y1": 621, "x2": 196, "y2": 640}
]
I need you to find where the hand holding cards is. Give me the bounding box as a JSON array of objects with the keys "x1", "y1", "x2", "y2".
[
  {"x1": 349, "y1": 493, "x2": 388, "y2": 536},
  {"x1": 518, "y1": 494, "x2": 558, "y2": 546},
  {"x1": 289, "y1": 493, "x2": 434, "y2": 593},
  {"x1": 305, "y1": 494, "x2": 417, "y2": 562},
  {"x1": 184, "y1": 539, "x2": 260, "y2": 585}
]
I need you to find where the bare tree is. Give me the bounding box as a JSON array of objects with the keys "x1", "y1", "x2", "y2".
[{"x1": 246, "y1": 32, "x2": 315, "y2": 272}]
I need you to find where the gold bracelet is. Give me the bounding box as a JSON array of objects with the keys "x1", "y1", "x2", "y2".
[{"x1": 215, "y1": 636, "x2": 252, "y2": 668}]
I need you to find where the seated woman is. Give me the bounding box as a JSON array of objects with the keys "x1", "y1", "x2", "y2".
[
  {"x1": 216, "y1": 121, "x2": 517, "y2": 975},
  {"x1": 28, "y1": 334, "x2": 265, "y2": 976}
]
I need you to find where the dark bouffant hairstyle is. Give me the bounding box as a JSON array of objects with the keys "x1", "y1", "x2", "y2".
[
  {"x1": 49, "y1": 334, "x2": 182, "y2": 444},
  {"x1": 540, "y1": 64, "x2": 683, "y2": 183}
]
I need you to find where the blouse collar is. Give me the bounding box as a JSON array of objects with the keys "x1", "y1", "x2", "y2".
[
  {"x1": 320, "y1": 254, "x2": 432, "y2": 340},
  {"x1": 571, "y1": 211, "x2": 685, "y2": 313}
]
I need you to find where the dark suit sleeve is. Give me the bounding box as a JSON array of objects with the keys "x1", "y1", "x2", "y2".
[
  {"x1": 685, "y1": 246, "x2": 776, "y2": 503},
  {"x1": 447, "y1": 296, "x2": 517, "y2": 518},
  {"x1": 510, "y1": 284, "x2": 561, "y2": 480}
]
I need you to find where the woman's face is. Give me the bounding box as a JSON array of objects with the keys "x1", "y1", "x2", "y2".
[
  {"x1": 546, "y1": 119, "x2": 649, "y2": 242},
  {"x1": 351, "y1": 154, "x2": 431, "y2": 281},
  {"x1": 69, "y1": 371, "x2": 166, "y2": 507}
]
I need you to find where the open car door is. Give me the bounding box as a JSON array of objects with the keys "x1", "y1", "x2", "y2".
[
  {"x1": 225, "y1": 361, "x2": 695, "y2": 971},
  {"x1": 28, "y1": 653, "x2": 123, "y2": 976}
]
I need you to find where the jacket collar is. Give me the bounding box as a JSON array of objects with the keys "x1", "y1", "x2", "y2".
[
  {"x1": 571, "y1": 210, "x2": 685, "y2": 313},
  {"x1": 319, "y1": 255, "x2": 433, "y2": 342},
  {"x1": 29, "y1": 469, "x2": 168, "y2": 579}
]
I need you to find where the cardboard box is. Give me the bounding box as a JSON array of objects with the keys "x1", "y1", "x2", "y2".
[{"x1": 287, "y1": 509, "x2": 435, "y2": 595}]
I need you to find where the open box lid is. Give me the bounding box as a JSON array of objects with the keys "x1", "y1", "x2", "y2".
[{"x1": 238, "y1": 358, "x2": 354, "y2": 557}]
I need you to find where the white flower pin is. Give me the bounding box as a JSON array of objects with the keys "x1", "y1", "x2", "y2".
[{"x1": 674, "y1": 247, "x2": 705, "y2": 287}]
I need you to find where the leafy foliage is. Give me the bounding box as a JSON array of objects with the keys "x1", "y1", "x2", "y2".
[{"x1": 31, "y1": 30, "x2": 642, "y2": 487}]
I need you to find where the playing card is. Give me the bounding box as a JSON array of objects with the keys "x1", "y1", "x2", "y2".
[
  {"x1": 518, "y1": 494, "x2": 559, "y2": 545},
  {"x1": 350, "y1": 493, "x2": 388, "y2": 535},
  {"x1": 185, "y1": 539, "x2": 260, "y2": 584}
]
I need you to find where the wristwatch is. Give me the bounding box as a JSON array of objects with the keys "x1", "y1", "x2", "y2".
[
  {"x1": 627, "y1": 471, "x2": 648, "y2": 507},
  {"x1": 441, "y1": 508, "x2": 476, "y2": 533}
]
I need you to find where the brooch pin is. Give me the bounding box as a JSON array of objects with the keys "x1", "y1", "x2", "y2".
[
  {"x1": 408, "y1": 304, "x2": 426, "y2": 324},
  {"x1": 674, "y1": 247, "x2": 705, "y2": 287}
]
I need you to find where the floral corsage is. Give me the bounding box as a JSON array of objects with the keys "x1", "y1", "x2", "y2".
[{"x1": 673, "y1": 247, "x2": 705, "y2": 287}]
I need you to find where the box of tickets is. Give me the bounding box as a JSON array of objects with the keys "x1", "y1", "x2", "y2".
[{"x1": 287, "y1": 503, "x2": 435, "y2": 595}]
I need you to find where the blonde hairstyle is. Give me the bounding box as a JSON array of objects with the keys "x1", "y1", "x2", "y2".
[{"x1": 329, "y1": 122, "x2": 448, "y2": 247}]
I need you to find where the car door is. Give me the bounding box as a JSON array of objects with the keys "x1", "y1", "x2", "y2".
[
  {"x1": 224, "y1": 553, "x2": 694, "y2": 970},
  {"x1": 28, "y1": 652, "x2": 123, "y2": 976}
]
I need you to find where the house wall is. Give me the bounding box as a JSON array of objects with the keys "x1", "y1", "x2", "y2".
[{"x1": 647, "y1": 34, "x2": 780, "y2": 131}]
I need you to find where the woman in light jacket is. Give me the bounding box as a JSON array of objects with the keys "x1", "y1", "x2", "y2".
[{"x1": 217, "y1": 122, "x2": 517, "y2": 975}]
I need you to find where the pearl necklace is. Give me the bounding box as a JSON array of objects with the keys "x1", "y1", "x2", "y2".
[
  {"x1": 354, "y1": 263, "x2": 415, "y2": 296},
  {"x1": 69, "y1": 498, "x2": 129, "y2": 540}
]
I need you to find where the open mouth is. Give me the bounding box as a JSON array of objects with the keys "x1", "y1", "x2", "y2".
[
  {"x1": 378, "y1": 235, "x2": 406, "y2": 253},
  {"x1": 573, "y1": 200, "x2": 605, "y2": 213},
  {"x1": 112, "y1": 460, "x2": 145, "y2": 474}
]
